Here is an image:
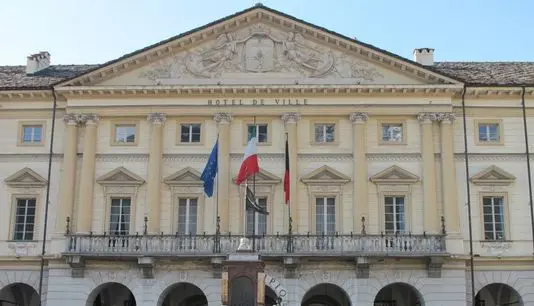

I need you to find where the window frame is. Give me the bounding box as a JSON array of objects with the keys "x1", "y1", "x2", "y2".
[
  {"x1": 309, "y1": 119, "x2": 339, "y2": 145},
  {"x1": 176, "y1": 119, "x2": 206, "y2": 146},
  {"x1": 18, "y1": 121, "x2": 46, "y2": 146},
  {"x1": 475, "y1": 119, "x2": 504, "y2": 146},
  {"x1": 479, "y1": 192, "x2": 510, "y2": 241},
  {"x1": 110, "y1": 120, "x2": 140, "y2": 146},
  {"x1": 108, "y1": 197, "x2": 132, "y2": 236},
  {"x1": 384, "y1": 195, "x2": 407, "y2": 234},
  {"x1": 176, "y1": 197, "x2": 199, "y2": 235},
  {"x1": 242, "y1": 119, "x2": 272, "y2": 146},
  {"x1": 314, "y1": 196, "x2": 337, "y2": 235},
  {"x1": 246, "y1": 196, "x2": 269, "y2": 236},
  {"x1": 313, "y1": 123, "x2": 336, "y2": 144},
  {"x1": 378, "y1": 119, "x2": 407, "y2": 145},
  {"x1": 11, "y1": 197, "x2": 38, "y2": 241}
]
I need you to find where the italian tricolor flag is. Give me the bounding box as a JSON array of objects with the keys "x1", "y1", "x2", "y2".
[{"x1": 235, "y1": 133, "x2": 260, "y2": 185}]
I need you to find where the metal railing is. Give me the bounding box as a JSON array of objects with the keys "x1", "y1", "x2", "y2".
[{"x1": 64, "y1": 232, "x2": 447, "y2": 257}]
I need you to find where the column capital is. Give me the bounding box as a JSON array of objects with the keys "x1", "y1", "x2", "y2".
[
  {"x1": 437, "y1": 112, "x2": 456, "y2": 123},
  {"x1": 147, "y1": 112, "x2": 167, "y2": 125},
  {"x1": 281, "y1": 112, "x2": 301, "y2": 124},
  {"x1": 81, "y1": 114, "x2": 100, "y2": 125},
  {"x1": 214, "y1": 112, "x2": 233, "y2": 124},
  {"x1": 417, "y1": 112, "x2": 440, "y2": 124},
  {"x1": 349, "y1": 112, "x2": 369, "y2": 123},
  {"x1": 63, "y1": 113, "x2": 84, "y2": 126}
]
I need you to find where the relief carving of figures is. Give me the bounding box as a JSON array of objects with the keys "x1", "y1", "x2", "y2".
[{"x1": 139, "y1": 24, "x2": 384, "y2": 82}]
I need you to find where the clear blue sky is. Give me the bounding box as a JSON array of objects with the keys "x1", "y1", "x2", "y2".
[{"x1": 1, "y1": 0, "x2": 532, "y2": 65}]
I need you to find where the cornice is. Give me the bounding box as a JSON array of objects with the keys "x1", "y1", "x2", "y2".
[
  {"x1": 54, "y1": 84, "x2": 463, "y2": 98},
  {"x1": 0, "y1": 90, "x2": 53, "y2": 101}
]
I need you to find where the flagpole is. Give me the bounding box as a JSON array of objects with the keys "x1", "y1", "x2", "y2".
[
  {"x1": 244, "y1": 181, "x2": 248, "y2": 238},
  {"x1": 215, "y1": 135, "x2": 220, "y2": 252},
  {"x1": 252, "y1": 116, "x2": 257, "y2": 251}
]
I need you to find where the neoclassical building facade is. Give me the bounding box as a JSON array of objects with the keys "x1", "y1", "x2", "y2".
[{"x1": 0, "y1": 4, "x2": 534, "y2": 306}]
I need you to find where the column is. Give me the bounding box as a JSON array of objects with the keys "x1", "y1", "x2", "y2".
[
  {"x1": 439, "y1": 113, "x2": 460, "y2": 234},
  {"x1": 76, "y1": 114, "x2": 100, "y2": 233},
  {"x1": 147, "y1": 112, "x2": 166, "y2": 233},
  {"x1": 418, "y1": 113, "x2": 440, "y2": 234},
  {"x1": 214, "y1": 113, "x2": 232, "y2": 233},
  {"x1": 56, "y1": 113, "x2": 81, "y2": 234},
  {"x1": 281, "y1": 112, "x2": 300, "y2": 232},
  {"x1": 349, "y1": 112, "x2": 369, "y2": 233}
]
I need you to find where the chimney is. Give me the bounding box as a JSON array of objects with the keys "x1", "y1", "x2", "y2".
[
  {"x1": 26, "y1": 51, "x2": 51, "y2": 75},
  {"x1": 413, "y1": 48, "x2": 434, "y2": 66}
]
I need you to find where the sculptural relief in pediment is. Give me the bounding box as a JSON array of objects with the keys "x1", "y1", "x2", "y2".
[
  {"x1": 140, "y1": 24, "x2": 384, "y2": 83},
  {"x1": 98, "y1": 23, "x2": 433, "y2": 86}
]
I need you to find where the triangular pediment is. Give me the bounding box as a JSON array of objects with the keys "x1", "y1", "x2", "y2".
[
  {"x1": 470, "y1": 165, "x2": 516, "y2": 186},
  {"x1": 232, "y1": 168, "x2": 282, "y2": 185},
  {"x1": 96, "y1": 167, "x2": 145, "y2": 186},
  {"x1": 4, "y1": 167, "x2": 47, "y2": 188},
  {"x1": 301, "y1": 165, "x2": 350, "y2": 185},
  {"x1": 164, "y1": 167, "x2": 203, "y2": 186},
  {"x1": 57, "y1": 5, "x2": 460, "y2": 88},
  {"x1": 370, "y1": 165, "x2": 419, "y2": 184}
]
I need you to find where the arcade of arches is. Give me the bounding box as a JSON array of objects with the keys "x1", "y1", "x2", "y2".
[{"x1": 0, "y1": 280, "x2": 525, "y2": 306}]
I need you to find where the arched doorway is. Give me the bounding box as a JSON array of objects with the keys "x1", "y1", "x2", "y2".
[
  {"x1": 373, "y1": 282, "x2": 424, "y2": 306},
  {"x1": 0, "y1": 283, "x2": 39, "y2": 306},
  {"x1": 86, "y1": 282, "x2": 136, "y2": 306},
  {"x1": 301, "y1": 283, "x2": 351, "y2": 306},
  {"x1": 475, "y1": 283, "x2": 523, "y2": 306},
  {"x1": 265, "y1": 286, "x2": 280, "y2": 306},
  {"x1": 158, "y1": 282, "x2": 207, "y2": 306}
]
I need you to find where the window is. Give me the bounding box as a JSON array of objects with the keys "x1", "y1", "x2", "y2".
[
  {"x1": 382, "y1": 123, "x2": 403, "y2": 143},
  {"x1": 109, "y1": 198, "x2": 131, "y2": 235},
  {"x1": 114, "y1": 125, "x2": 136, "y2": 144},
  {"x1": 21, "y1": 125, "x2": 43, "y2": 144},
  {"x1": 180, "y1": 123, "x2": 201, "y2": 143},
  {"x1": 483, "y1": 196, "x2": 505, "y2": 240},
  {"x1": 178, "y1": 198, "x2": 198, "y2": 235},
  {"x1": 384, "y1": 196, "x2": 406, "y2": 234},
  {"x1": 246, "y1": 197, "x2": 267, "y2": 236},
  {"x1": 13, "y1": 198, "x2": 36, "y2": 241},
  {"x1": 314, "y1": 124, "x2": 335, "y2": 143},
  {"x1": 315, "y1": 197, "x2": 336, "y2": 234},
  {"x1": 247, "y1": 124, "x2": 268, "y2": 143},
  {"x1": 478, "y1": 123, "x2": 500, "y2": 142}
]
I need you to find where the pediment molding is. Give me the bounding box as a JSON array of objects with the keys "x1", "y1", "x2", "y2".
[
  {"x1": 56, "y1": 6, "x2": 461, "y2": 88},
  {"x1": 96, "y1": 167, "x2": 145, "y2": 186},
  {"x1": 301, "y1": 165, "x2": 350, "y2": 185},
  {"x1": 4, "y1": 167, "x2": 47, "y2": 188},
  {"x1": 232, "y1": 169, "x2": 282, "y2": 186},
  {"x1": 370, "y1": 165, "x2": 419, "y2": 184},
  {"x1": 470, "y1": 165, "x2": 516, "y2": 186},
  {"x1": 164, "y1": 167, "x2": 203, "y2": 187}
]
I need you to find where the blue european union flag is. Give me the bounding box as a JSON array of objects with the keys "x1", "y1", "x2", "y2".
[{"x1": 200, "y1": 138, "x2": 218, "y2": 197}]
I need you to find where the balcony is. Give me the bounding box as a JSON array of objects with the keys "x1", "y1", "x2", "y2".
[{"x1": 63, "y1": 233, "x2": 447, "y2": 258}]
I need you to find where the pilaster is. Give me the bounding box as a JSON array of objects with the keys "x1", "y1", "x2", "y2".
[
  {"x1": 281, "y1": 112, "x2": 300, "y2": 232},
  {"x1": 56, "y1": 113, "x2": 82, "y2": 235},
  {"x1": 76, "y1": 114, "x2": 100, "y2": 233},
  {"x1": 438, "y1": 112, "x2": 460, "y2": 235},
  {"x1": 214, "y1": 112, "x2": 233, "y2": 233},
  {"x1": 349, "y1": 112, "x2": 368, "y2": 233},
  {"x1": 147, "y1": 112, "x2": 166, "y2": 233},
  {"x1": 417, "y1": 112, "x2": 439, "y2": 234}
]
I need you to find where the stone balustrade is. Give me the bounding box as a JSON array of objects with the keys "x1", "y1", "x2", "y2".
[{"x1": 64, "y1": 233, "x2": 447, "y2": 258}]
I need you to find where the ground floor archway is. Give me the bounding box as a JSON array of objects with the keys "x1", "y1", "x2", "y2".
[
  {"x1": 87, "y1": 282, "x2": 136, "y2": 306},
  {"x1": 301, "y1": 283, "x2": 351, "y2": 306},
  {"x1": 373, "y1": 282, "x2": 423, "y2": 306},
  {"x1": 475, "y1": 283, "x2": 523, "y2": 306},
  {"x1": 158, "y1": 282, "x2": 207, "y2": 306},
  {"x1": 0, "y1": 283, "x2": 39, "y2": 306}
]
